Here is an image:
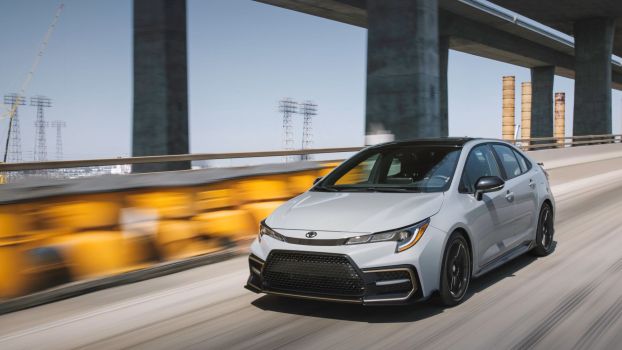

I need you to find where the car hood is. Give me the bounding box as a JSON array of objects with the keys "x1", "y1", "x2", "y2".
[{"x1": 266, "y1": 191, "x2": 445, "y2": 234}]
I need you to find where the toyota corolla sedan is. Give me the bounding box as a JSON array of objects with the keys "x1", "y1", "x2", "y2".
[{"x1": 245, "y1": 138, "x2": 555, "y2": 306}]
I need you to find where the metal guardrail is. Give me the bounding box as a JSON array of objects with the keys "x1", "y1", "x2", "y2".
[
  {"x1": 1, "y1": 134, "x2": 621, "y2": 172},
  {"x1": 513, "y1": 134, "x2": 622, "y2": 150},
  {"x1": 0, "y1": 147, "x2": 363, "y2": 172}
]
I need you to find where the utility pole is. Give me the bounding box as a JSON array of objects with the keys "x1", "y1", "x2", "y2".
[
  {"x1": 3, "y1": 94, "x2": 26, "y2": 163},
  {"x1": 31, "y1": 95, "x2": 52, "y2": 161}
]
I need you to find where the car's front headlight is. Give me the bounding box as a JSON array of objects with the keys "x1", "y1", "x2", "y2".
[
  {"x1": 258, "y1": 221, "x2": 285, "y2": 242},
  {"x1": 345, "y1": 218, "x2": 430, "y2": 253}
]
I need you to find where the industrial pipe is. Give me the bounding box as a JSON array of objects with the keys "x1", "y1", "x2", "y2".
[
  {"x1": 502, "y1": 76, "x2": 516, "y2": 141},
  {"x1": 521, "y1": 82, "x2": 532, "y2": 144},
  {"x1": 554, "y1": 93, "x2": 566, "y2": 147}
]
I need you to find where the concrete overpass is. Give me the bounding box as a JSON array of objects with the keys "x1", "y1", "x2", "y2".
[
  {"x1": 487, "y1": 0, "x2": 622, "y2": 143},
  {"x1": 254, "y1": 0, "x2": 622, "y2": 138},
  {"x1": 133, "y1": 0, "x2": 621, "y2": 171}
]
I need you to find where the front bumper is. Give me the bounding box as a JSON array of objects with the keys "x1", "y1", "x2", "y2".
[{"x1": 244, "y1": 251, "x2": 423, "y2": 305}]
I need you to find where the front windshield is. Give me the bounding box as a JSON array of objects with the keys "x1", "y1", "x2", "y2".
[{"x1": 315, "y1": 145, "x2": 462, "y2": 193}]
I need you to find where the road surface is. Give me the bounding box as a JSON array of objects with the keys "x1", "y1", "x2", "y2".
[{"x1": 1, "y1": 157, "x2": 622, "y2": 350}]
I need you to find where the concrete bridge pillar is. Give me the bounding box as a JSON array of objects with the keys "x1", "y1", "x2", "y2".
[
  {"x1": 530, "y1": 66, "x2": 555, "y2": 139},
  {"x1": 365, "y1": 0, "x2": 442, "y2": 142},
  {"x1": 133, "y1": 0, "x2": 190, "y2": 172},
  {"x1": 573, "y1": 18, "x2": 615, "y2": 136}
]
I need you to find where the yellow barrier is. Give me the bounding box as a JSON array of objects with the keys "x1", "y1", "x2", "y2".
[
  {"x1": 0, "y1": 166, "x2": 341, "y2": 298},
  {"x1": 193, "y1": 210, "x2": 256, "y2": 241},
  {"x1": 0, "y1": 245, "x2": 31, "y2": 298},
  {"x1": 156, "y1": 220, "x2": 220, "y2": 259},
  {"x1": 127, "y1": 189, "x2": 195, "y2": 219},
  {"x1": 42, "y1": 200, "x2": 121, "y2": 231},
  {"x1": 46, "y1": 232, "x2": 145, "y2": 279}
]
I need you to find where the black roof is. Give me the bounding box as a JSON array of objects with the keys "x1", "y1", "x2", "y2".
[{"x1": 367, "y1": 137, "x2": 476, "y2": 149}]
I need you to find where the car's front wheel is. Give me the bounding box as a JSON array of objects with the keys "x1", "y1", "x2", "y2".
[
  {"x1": 531, "y1": 202, "x2": 555, "y2": 256},
  {"x1": 438, "y1": 233, "x2": 471, "y2": 306}
]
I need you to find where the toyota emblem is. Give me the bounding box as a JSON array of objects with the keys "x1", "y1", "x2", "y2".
[{"x1": 305, "y1": 231, "x2": 318, "y2": 238}]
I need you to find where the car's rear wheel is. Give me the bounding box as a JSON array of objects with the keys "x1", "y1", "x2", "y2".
[
  {"x1": 438, "y1": 233, "x2": 471, "y2": 306},
  {"x1": 531, "y1": 202, "x2": 555, "y2": 256}
]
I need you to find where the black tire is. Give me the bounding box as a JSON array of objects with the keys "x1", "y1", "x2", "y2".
[
  {"x1": 438, "y1": 233, "x2": 471, "y2": 307},
  {"x1": 531, "y1": 202, "x2": 555, "y2": 257}
]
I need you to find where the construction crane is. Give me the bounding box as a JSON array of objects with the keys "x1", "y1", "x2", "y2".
[{"x1": 2, "y1": 2, "x2": 64, "y2": 163}]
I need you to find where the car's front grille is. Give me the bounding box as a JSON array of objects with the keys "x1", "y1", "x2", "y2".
[{"x1": 262, "y1": 251, "x2": 365, "y2": 297}]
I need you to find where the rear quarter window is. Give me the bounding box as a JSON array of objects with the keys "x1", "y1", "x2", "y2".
[
  {"x1": 513, "y1": 149, "x2": 532, "y2": 173},
  {"x1": 492, "y1": 144, "x2": 522, "y2": 179}
]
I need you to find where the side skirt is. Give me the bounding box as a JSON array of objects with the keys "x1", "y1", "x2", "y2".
[{"x1": 473, "y1": 241, "x2": 532, "y2": 277}]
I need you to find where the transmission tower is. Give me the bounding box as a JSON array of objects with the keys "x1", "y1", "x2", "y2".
[
  {"x1": 279, "y1": 98, "x2": 298, "y2": 162},
  {"x1": 299, "y1": 101, "x2": 316, "y2": 160},
  {"x1": 50, "y1": 120, "x2": 66, "y2": 160},
  {"x1": 3, "y1": 94, "x2": 26, "y2": 163},
  {"x1": 31, "y1": 95, "x2": 52, "y2": 161}
]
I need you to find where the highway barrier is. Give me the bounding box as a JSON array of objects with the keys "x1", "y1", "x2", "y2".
[{"x1": 0, "y1": 161, "x2": 338, "y2": 299}]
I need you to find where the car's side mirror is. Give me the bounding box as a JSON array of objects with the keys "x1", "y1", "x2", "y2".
[
  {"x1": 313, "y1": 177, "x2": 322, "y2": 185},
  {"x1": 474, "y1": 176, "x2": 505, "y2": 201}
]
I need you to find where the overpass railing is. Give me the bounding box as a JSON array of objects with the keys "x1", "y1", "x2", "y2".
[
  {"x1": 1, "y1": 134, "x2": 621, "y2": 173},
  {"x1": 514, "y1": 134, "x2": 622, "y2": 150}
]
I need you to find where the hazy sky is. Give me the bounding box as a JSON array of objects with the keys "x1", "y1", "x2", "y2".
[{"x1": 0, "y1": 0, "x2": 620, "y2": 160}]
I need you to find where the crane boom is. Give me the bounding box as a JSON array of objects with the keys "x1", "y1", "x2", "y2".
[{"x1": 2, "y1": 2, "x2": 64, "y2": 162}]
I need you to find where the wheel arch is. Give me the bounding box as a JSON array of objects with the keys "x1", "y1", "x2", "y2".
[{"x1": 451, "y1": 227, "x2": 474, "y2": 275}]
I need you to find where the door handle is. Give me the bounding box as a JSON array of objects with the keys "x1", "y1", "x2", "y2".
[
  {"x1": 529, "y1": 179, "x2": 536, "y2": 189},
  {"x1": 505, "y1": 191, "x2": 515, "y2": 202}
]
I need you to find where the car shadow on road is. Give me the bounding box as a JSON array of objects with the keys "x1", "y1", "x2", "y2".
[{"x1": 251, "y1": 250, "x2": 545, "y2": 323}]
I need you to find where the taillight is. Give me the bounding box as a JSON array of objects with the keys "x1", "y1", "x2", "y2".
[{"x1": 538, "y1": 162, "x2": 549, "y2": 180}]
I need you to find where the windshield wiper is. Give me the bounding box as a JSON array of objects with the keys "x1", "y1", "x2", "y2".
[
  {"x1": 331, "y1": 187, "x2": 421, "y2": 193},
  {"x1": 367, "y1": 187, "x2": 419, "y2": 193}
]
